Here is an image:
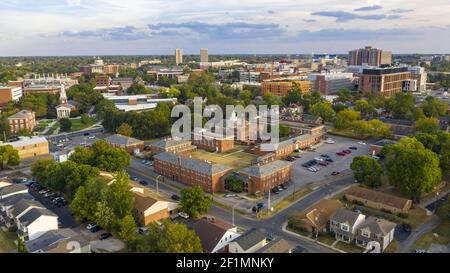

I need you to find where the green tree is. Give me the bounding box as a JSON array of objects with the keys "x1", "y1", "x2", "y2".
[
  {"x1": 17, "y1": 238, "x2": 28, "y2": 253},
  {"x1": 334, "y1": 109, "x2": 360, "y2": 129},
  {"x1": 31, "y1": 158, "x2": 56, "y2": 184},
  {"x1": 282, "y1": 83, "x2": 303, "y2": 106},
  {"x1": 180, "y1": 186, "x2": 211, "y2": 218},
  {"x1": 263, "y1": 93, "x2": 282, "y2": 106},
  {"x1": 414, "y1": 117, "x2": 440, "y2": 134},
  {"x1": 386, "y1": 92, "x2": 415, "y2": 120},
  {"x1": 336, "y1": 88, "x2": 353, "y2": 103},
  {"x1": 368, "y1": 119, "x2": 392, "y2": 138},
  {"x1": 384, "y1": 137, "x2": 442, "y2": 201},
  {"x1": 80, "y1": 113, "x2": 92, "y2": 125},
  {"x1": 412, "y1": 107, "x2": 426, "y2": 121},
  {"x1": 311, "y1": 101, "x2": 336, "y2": 122},
  {"x1": 415, "y1": 133, "x2": 439, "y2": 151},
  {"x1": 225, "y1": 176, "x2": 245, "y2": 193},
  {"x1": 354, "y1": 99, "x2": 376, "y2": 117},
  {"x1": 116, "y1": 123, "x2": 133, "y2": 137},
  {"x1": 17, "y1": 128, "x2": 33, "y2": 137},
  {"x1": 127, "y1": 83, "x2": 151, "y2": 95},
  {"x1": 350, "y1": 120, "x2": 372, "y2": 138},
  {"x1": 436, "y1": 198, "x2": 450, "y2": 222},
  {"x1": 109, "y1": 171, "x2": 135, "y2": 219},
  {"x1": 421, "y1": 96, "x2": 448, "y2": 117},
  {"x1": 59, "y1": 118, "x2": 72, "y2": 132},
  {"x1": 350, "y1": 156, "x2": 382, "y2": 188},
  {"x1": 118, "y1": 214, "x2": 137, "y2": 241},
  {"x1": 0, "y1": 145, "x2": 20, "y2": 170},
  {"x1": 239, "y1": 90, "x2": 253, "y2": 106}
]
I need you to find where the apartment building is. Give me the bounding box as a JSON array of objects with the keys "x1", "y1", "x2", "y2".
[
  {"x1": 1, "y1": 137, "x2": 49, "y2": 159},
  {"x1": 175, "y1": 48, "x2": 183, "y2": 65},
  {"x1": 307, "y1": 73, "x2": 356, "y2": 95},
  {"x1": 408, "y1": 66, "x2": 427, "y2": 92},
  {"x1": 7, "y1": 110, "x2": 36, "y2": 133},
  {"x1": 239, "y1": 71, "x2": 261, "y2": 83},
  {"x1": 200, "y1": 48, "x2": 209, "y2": 63},
  {"x1": 261, "y1": 79, "x2": 312, "y2": 97},
  {"x1": 103, "y1": 64, "x2": 120, "y2": 75},
  {"x1": 0, "y1": 86, "x2": 23, "y2": 106},
  {"x1": 104, "y1": 134, "x2": 145, "y2": 155},
  {"x1": 348, "y1": 46, "x2": 392, "y2": 66},
  {"x1": 153, "y1": 152, "x2": 231, "y2": 193},
  {"x1": 358, "y1": 67, "x2": 411, "y2": 97},
  {"x1": 192, "y1": 128, "x2": 235, "y2": 153},
  {"x1": 238, "y1": 160, "x2": 292, "y2": 195}
]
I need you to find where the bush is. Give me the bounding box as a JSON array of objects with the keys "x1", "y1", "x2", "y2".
[{"x1": 397, "y1": 213, "x2": 409, "y2": 219}]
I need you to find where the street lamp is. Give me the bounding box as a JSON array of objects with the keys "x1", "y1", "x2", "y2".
[
  {"x1": 155, "y1": 174, "x2": 162, "y2": 194},
  {"x1": 232, "y1": 203, "x2": 237, "y2": 227}
]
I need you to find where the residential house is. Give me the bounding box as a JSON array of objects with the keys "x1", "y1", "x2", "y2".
[
  {"x1": 0, "y1": 184, "x2": 28, "y2": 200},
  {"x1": 16, "y1": 207, "x2": 58, "y2": 241},
  {"x1": 105, "y1": 134, "x2": 145, "y2": 155},
  {"x1": 132, "y1": 192, "x2": 178, "y2": 226},
  {"x1": 257, "y1": 238, "x2": 293, "y2": 253},
  {"x1": 228, "y1": 228, "x2": 268, "y2": 253},
  {"x1": 292, "y1": 199, "x2": 344, "y2": 235},
  {"x1": 4, "y1": 199, "x2": 44, "y2": 228},
  {"x1": 330, "y1": 208, "x2": 366, "y2": 243},
  {"x1": 25, "y1": 228, "x2": 91, "y2": 253},
  {"x1": 355, "y1": 216, "x2": 396, "y2": 251},
  {"x1": 345, "y1": 187, "x2": 412, "y2": 214},
  {"x1": 0, "y1": 193, "x2": 34, "y2": 225},
  {"x1": 191, "y1": 216, "x2": 240, "y2": 253}
]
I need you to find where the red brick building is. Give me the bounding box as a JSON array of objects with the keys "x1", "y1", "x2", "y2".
[
  {"x1": 104, "y1": 134, "x2": 145, "y2": 155},
  {"x1": 192, "y1": 128, "x2": 235, "y2": 153},
  {"x1": 7, "y1": 110, "x2": 36, "y2": 133}
]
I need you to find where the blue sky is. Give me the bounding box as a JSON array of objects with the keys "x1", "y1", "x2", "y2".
[{"x1": 0, "y1": 0, "x2": 449, "y2": 55}]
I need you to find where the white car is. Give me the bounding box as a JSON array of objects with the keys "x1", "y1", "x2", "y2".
[
  {"x1": 86, "y1": 222, "x2": 97, "y2": 230},
  {"x1": 178, "y1": 212, "x2": 189, "y2": 219},
  {"x1": 325, "y1": 139, "x2": 335, "y2": 144},
  {"x1": 224, "y1": 193, "x2": 237, "y2": 198},
  {"x1": 358, "y1": 141, "x2": 367, "y2": 145},
  {"x1": 314, "y1": 157, "x2": 324, "y2": 162}
]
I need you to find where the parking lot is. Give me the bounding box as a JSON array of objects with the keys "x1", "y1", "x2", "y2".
[{"x1": 49, "y1": 132, "x2": 105, "y2": 153}]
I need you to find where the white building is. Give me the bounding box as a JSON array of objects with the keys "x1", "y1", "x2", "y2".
[
  {"x1": 56, "y1": 84, "x2": 75, "y2": 119},
  {"x1": 16, "y1": 207, "x2": 58, "y2": 241}
]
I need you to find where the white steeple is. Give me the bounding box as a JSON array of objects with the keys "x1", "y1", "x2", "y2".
[{"x1": 59, "y1": 84, "x2": 67, "y2": 104}]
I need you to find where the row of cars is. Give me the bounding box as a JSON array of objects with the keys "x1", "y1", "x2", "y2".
[
  {"x1": 302, "y1": 154, "x2": 335, "y2": 173},
  {"x1": 27, "y1": 182, "x2": 68, "y2": 207},
  {"x1": 86, "y1": 222, "x2": 112, "y2": 240},
  {"x1": 140, "y1": 159, "x2": 154, "y2": 167}
]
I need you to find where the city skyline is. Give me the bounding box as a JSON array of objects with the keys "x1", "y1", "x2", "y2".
[{"x1": 0, "y1": 0, "x2": 449, "y2": 56}]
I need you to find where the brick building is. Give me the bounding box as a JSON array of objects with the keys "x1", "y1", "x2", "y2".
[
  {"x1": 238, "y1": 160, "x2": 292, "y2": 195},
  {"x1": 261, "y1": 80, "x2": 312, "y2": 97},
  {"x1": 348, "y1": 46, "x2": 392, "y2": 66},
  {"x1": 153, "y1": 152, "x2": 231, "y2": 193},
  {"x1": 0, "y1": 86, "x2": 23, "y2": 106},
  {"x1": 344, "y1": 187, "x2": 412, "y2": 214},
  {"x1": 104, "y1": 134, "x2": 145, "y2": 155},
  {"x1": 358, "y1": 67, "x2": 411, "y2": 97},
  {"x1": 132, "y1": 192, "x2": 178, "y2": 226},
  {"x1": 150, "y1": 138, "x2": 196, "y2": 155},
  {"x1": 7, "y1": 110, "x2": 36, "y2": 133},
  {"x1": 1, "y1": 137, "x2": 49, "y2": 159},
  {"x1": 192, "y1": 128, "x2": 235, "y2": 153}
]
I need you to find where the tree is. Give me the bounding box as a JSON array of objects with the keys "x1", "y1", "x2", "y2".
[
  {"x1": 263, "y1": 93, "x2": 282, "y2": 106},
  {"x1": 31, "y1": 158, "x2": 55, "y2": 184},
  {"x1": 180, "y1": 186, "x2": 211, "y2": 218},
  {"x1": 384, "y1": 137, "x2": 442, "y2": 201},
  {"x1": 127, "y1": 83, "x2": 151, "y2": 95},
  {"x1": 80, "y1": 113, "x2": 92, "y2": 125},
  {"x1": 436, "y1": 198, "x2": 450, "y2": 222},
  {"x1": 368, "y1": 119, "x2": 392, "y2": 138},
  {"x1": 336, "y1": 88, "x2": 353, "y2": 103},
  {"x1": 414, "y1": 117, "x2": 440, "y2": 134},
  {"x1": 109, "y1": 171, "x2": 134, "y2": 219},
  {"x1": 225, "y1": 176, "x2": 245, "y2": 193},
  {"x1": 282, "y1": 83, "x2": 303, "y2": 106},
  {"x1": 118, "y1": 214, "x2": 137, "y2": 241},
  {"x1": 350, "y1": 120, "x2": 372, "y2": 138},
  {"x1": 59, "y1": 118, "x2": 72, "y2": 132},
  {"x1": 334, "y1": 109, "x2": 360, "y2": 129},
  {"x1": 386, "y1": 92, "x2": 415, "y2": 120},
  {"x1": 412, "y1": 107, "x2": 426, "y2": 121},
  {"x1": 351, "y1": 156, "x2": 382, "y2": 188},
  {"x1": 0, "y1": 145, "x2": 20, "y2": 170},
  {"x1": 354, "y1": 99, "x2": 376, "y2": 117},
  {"x1": 17, "y1": 128, "x2": 33, "y2": 137},
  {"x1": 116, "y1": 123, "x2": 133, "y2": 137},
  {"x1": 17, "y1": 238, "x2": 28, "y2": 253},
  {"x1": 421, "y1": 96, "x2": 448, "y2": 118},
  {"x1": 128, "y1": 220, "x2": 202, "y2": 253},
  {"x1": 311, "y1": 101, "x2": 336, "y2": 122},
  {"x1": 415, "y1": 133, "x2": 439, "y2": 151}
]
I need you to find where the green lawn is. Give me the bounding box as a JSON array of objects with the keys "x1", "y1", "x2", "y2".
[
  {"x1": 384, "y1": 239, "x2": 399, "y2": 253},
  {"x1": 317, "y1": 233, "x2": 337, "y2": 246},
  {"x1": 34, "y1": 120, "x2": 53, "y2": 132},
  {"x1": 328, "y1": 128, "x2": 368, "y2": 140},
  {"x1": 413, "y1": 222, "x2": 450, "y2": 250},
  {"x1": 69, "y1": 119, "x2": 92, "y2": 132},
  {"x1": 45, "y1": 122, "x2": 60, "y2": 135},
  {"x1": 190, "y1": 149, "x2": 256, "y2": 170},
  {"x1": 334, "y1": 241, "x2": 363, "y2": 253},
  {"x1": 0, "y1": 230, "x2": 17, "y2": 253}
]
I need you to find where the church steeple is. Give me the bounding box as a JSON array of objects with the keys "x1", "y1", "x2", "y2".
[{"x1": 59, "y1": 84, "x2": 67, "y2": 104}]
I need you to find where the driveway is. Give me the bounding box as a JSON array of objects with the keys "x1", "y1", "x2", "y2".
[{"x1": 397, "y1": 216, "x2": 441, "y2": 253}]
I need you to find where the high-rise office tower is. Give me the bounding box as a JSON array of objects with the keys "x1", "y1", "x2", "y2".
[
  {"x1": 348, "y1": 46, "x2": 392, "y2": 67},
  {"x1": 175, "y1": 48, "x2": 183, "y2": 65},
  {"x1": 200, "y1": 48, "x2": 209, "y2": 63}
]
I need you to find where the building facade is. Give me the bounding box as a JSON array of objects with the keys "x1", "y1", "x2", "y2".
[
  {"x1": 0, "y1": 86, "x2": 23, "y2": 106},
  {"x1": 7, "y1": 110, "x2": 36, "y2": 133},
  {"x1": 150, "y1": 138, "x2": 196, "y2": 155},
  {"x1": 348, "y1": 46, "x2": 392, "y2": 66},
  {"x1": 104, "y1": 134, "x2": 145, "y2": 155},
  {"x1": 192, "y1": 129, "x2": 235, "y2": 153},
  {"x1": 261, "y1": 80, "x2": 312, "y2": 97},
  {"x1": 175, "y1": 48, "x2": 183, "y2": 65},
  {"x1": 358, "y1": 67, "x2": 411, "y2": 97},
  {"x1": 153, "y1": 152, "x2": 231, "y2": 193},
  {"x1": 200, "y1": 48, "x2": 209, "y2": 63},
  {"x1": 307, "y1": 73, "x2": 356, "y2": 95},
  {"x1": 1, "y1": 137, "x2": 49, "y2": 159}
]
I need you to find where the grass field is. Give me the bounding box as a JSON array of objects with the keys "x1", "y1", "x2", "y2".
[
  {"x1": 45, "y1": 122, "x2": 60, "y2": 135},
  {"x1": 69, "y1": 119, "x2": 92, "y2": 132},
  {"x1": 190, "y1": 148, "x2": 256, "y2": 170},
  {"x1": 0, "y1": 230, "x2": 17, "y2": 253},
  {"x1": 413, "y1": 222, "x2": 450, "y2": 250}
]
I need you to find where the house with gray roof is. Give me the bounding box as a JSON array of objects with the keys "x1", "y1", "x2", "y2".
[
  {"x1": 0, "y1": 193, "x2": 34, "y2": 225},
  {"x1": 330, "y1": 208, "x2": 366, "y2": 243},
  {"x1": 228, "y1": 228, "x2": 268, "y2": 253},
  {"x1": 25, "y1": 228, "x2": 91, "y2": 253},
  {"x1": 153, "y1": 152, "x2": 231, "y2": 193},
  {"x1": 257, "y1": 238, "x2": 293, "y2": 253},
  {"x1": 16, "y1": 207, "x2": 58, "y2": 241},
  {"x1": 355, "y1": 216, "x2": 396, "y2": 251},
  {"x1": 4, "y1": 199, "x2": 44, "y2": 228},
  {"x1": 0, "y1": 184, "x2": 28, "y2": 200},
  {"x1": 104, "y1": 134, "x2": 144, "y2": 155}
]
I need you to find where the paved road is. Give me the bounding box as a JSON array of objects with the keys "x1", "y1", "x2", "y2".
[
  {"x1": 127, "y1": 161, "x2": 355, "y2": 253},
  {"x1": 397, "y1": 216, "x2": 441, "y2": 253}
]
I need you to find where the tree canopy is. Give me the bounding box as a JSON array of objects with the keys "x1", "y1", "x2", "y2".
[
  {"x1": 0, "y1": 145, "x2": 20, "y2": 170},
  {"x1": 180, "y1": 186, "x2": 211, "y2": 218},
  {"x1": 351, "y1": 156, "x2": 382, "y2": 188}
]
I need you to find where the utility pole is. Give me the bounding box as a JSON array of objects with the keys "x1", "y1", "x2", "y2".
[{"x1": 268, "y1": 182, "x2": 271, "y2": 215}]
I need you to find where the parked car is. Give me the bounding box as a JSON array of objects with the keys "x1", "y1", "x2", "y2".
[
  {"x1": 324, "y1": 139, "x2": 335, "y2": 144},
  {"x1": 99, "y1": 233, "x2": 112, "y2": 240},
  {"x1": 39, "y1": 189, "x2": 50, "y2": 195},
  {"x1": 292, "y1": 245, "x2": 305, "y2": 253},
  {"x1": 178, "y1": 212, "x2": 189, "y2": 219},
  {"x1": 358, "y1": 141, "x2": 366, "y2": 145},
  {"x1": 318, "y1": 161, "x2": 328, "y2": 166},
  {"x1": 294, "y1": 154, "x2": 302, "y2": 159},
  {"x1": 271, "y1": 188, "x2": 280, "y2": 194},
  {"x1": 257, "y1": 202, "x2": 264, "y2": 209},
  {"x1": 224, "y1": 193, "x2": 237, "y2": 198},
  {"x1": 336, "y1": 152, "x2": 345, "y2": 156},
  {"x1": 325, "y1": 158, "x2": 334, "y2": 162},
  {"x1": 281, "y1": 183, "x2": 288, "y2": 190},
  {"x1": 331, "y1": 171, "x2": 340, "y2": 176},
  {"x1": 138, "y1": 227, "x2": 149, "y2": 235},
  {"x1": 321, "y1": 154, "x2": 330, "y2": 158},
  {"x1": 90, "y1": 226, "x2": 103, "y2": 233},
  {"x1": 44, "y1": 192, "x2": 56, "y2": 198},
  {"x1": 343, "y1": 150, "x2": 352, "y2": 154},
  {"x1": 130, "y1": 176, "x2": 139, "y2": 181},
  {"x1": 372, "y1": 155, "x2": 381, "y2": 160},
  {"x1": 171, "y1": 194, "x2": 181, "y2": 201},
  {"x1": 86, "y1": 222, "x2": 98, "y2": 230},
  {"x1": 139, "y1": 180, "x2": 149, "y2": 186},
  {"x1": 277, "y1": 186, "x2": 284, "y2": 191},
  {"x1": 414, "y1": 249, "x2": 427, "y2": 253},
  {"x1": 349, "y1": 146, "x2": 358, "y2": 150}
]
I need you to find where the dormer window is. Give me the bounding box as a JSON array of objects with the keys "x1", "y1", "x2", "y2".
[
  {"x1": 341, "y1": 224, "x2": 349, "y2": 231},
  {"x1": 362, "y1": 230, "x2": 370, "y2": 238}
]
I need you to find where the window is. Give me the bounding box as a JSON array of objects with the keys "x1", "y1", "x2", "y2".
[
  {"x1": 361, "y1": 229, "x2": 370, "y2": 238},
  {"x1": 341, "y1": 224, "x2": 349, "y2": 232}
]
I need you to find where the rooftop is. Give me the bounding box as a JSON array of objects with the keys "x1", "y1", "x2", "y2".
[
  {"x1": 154, "y1": 152, "x2": 231, "y2": 175},
  {"x1": 0, "y1": 184, "x2": 28, "y2": 197},
  {"x1": 7, "y1": 110, "x2": 34, "y2": 119},
  {"x1": 358, "y1": 216, "x2": 396, "y2": 236},
  {"x1": 0, "y1": 136, "x2": 48, "y2": 148},
  {"x1": 17, "y1": 207, "x2": 57, "y2": 226},
  {"x1": 191, "y1": 217, "x2": 235, "y2": 253},
  {"x1": 345, "y1": 187, "x2": 411, "y2": 210},
  {"x1": 239, "y1": 160, "x2": 291, "y2": 178},
  {"x1": 231, "y1": 228, "x2": 266, "y2": 251},
  {"x1": 257, "y1": 238, "x2": 293, "y2": 253},
  {"x1": 331, "y1": 208, "x2": 363, "y2": 226},
  {"x1": 151, "y1": 138, "x2": 191, "y2": 149},
  {"x1": 105, "y1": 134, "x2": 144, "y2": 146}
]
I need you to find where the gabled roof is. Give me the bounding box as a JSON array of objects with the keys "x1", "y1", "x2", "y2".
[
  {"x1": 18, "y1": 208, "x2": 57, "y2": 227},
  {"x1": 0, "y1": 193, "x2": 33, "y2": 207},
  {"x1": 9, "y1": 199, "x2": 44, "y2": 218},
  {"x1": 0, "y1": 184, "x2": 28, "y2": 197},
  {"x1": 231, "y1": 228, "x2": 266, "y2": 251},
  {"x1": 7, "y1": 110, "x2": 34, "y2": 119},
  {"x1": 331, "y1": 208, "x2": 363, "y2": 226},
  {"x1": 345, "y1": 187, "x2": 411, "y2": 210},
  {"x1": 191, "y1": 217, "x2": 235, "y2": 253},
  {"x1": 154, "y1": 152, "x2": 231, "y2": 175},
  {"x1": 133, "y1": 192, "x2": 159, "y2": 212},
  {"x1": 25, "y1": 228, "x2": 89, "y2": 253},
  {"x1": 257, "y1": 238, "x2": 293, "y2": 253},
  {"x1": 151, "y1": 138, "x2": 191, "y2": 149},
  {"x1": 105, "y1": 134, "x2": 143, "y2": 146},
  {"x1": 297, "y1": 199, "x2": 344, "y2": 228},
  {"x1": 239, "y1": 160, "x2": 291, "y2": 178},
  {"x1": 358, "y1": 216, "x2": 396, "y2": 236}
]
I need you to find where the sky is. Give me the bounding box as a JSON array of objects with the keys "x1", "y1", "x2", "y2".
[{"x1": 0, "y1": 0, "x2": 449, "y2": 56}]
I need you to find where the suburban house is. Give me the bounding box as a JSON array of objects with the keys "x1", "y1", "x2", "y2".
[
  {"x1": 345, "y1": 187, "x2": 413, "y2": 214},
  {"x1": 0, "y1": 184, "x2": 28, "y2": 200},
  {"x1": 257, "y1": 238, "x2": 293, "y2": 253},
  {"x1": 0, "y1": 193, "x2": 33, "y2": 225},
  {"x1": 4, "y1": 199, "x2": 45, "y2": 228},
  {"x1": 228, "y1": 228, "x2": 268, "y2": 253},
  {"x1": 355, "y1": 216, "x2": 396, "y2": 251},
  {"x1": 292, "y1": 199, "x2": 344, "y2": 235},
  {"x1": 191, "y1": 216, "x2": 240, "y2": 253},
  {"x1": 330, "y1": 208, "x2": 366, "y2": 243},
  {"x1": 150, "y1": 138, "x2": 196, "y2": 155},
  {"x1": 25, "y1": 228, "x2": 91, "y2": 253},
  {"x1": 153, "y1": 152, "x2": 231, "y2": 193},
  {"x1": 132, "y1": 191, "x2": 178, "y2": 226},
  {"x1": 16, "y1": 207, "x2": 58, "y2": 241},
  {"x1": 237, "y1": 160, "x2": 292, "y2": 195},
  {"x1": 104, "y1": 134, "x2": 145, "y2": 155}
]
